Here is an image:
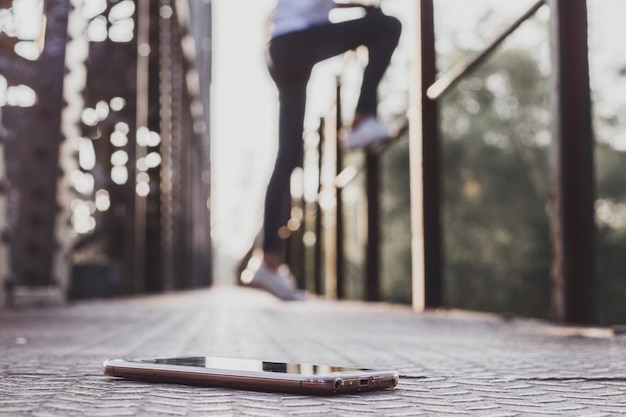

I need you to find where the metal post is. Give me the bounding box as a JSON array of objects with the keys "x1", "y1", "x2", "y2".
[
  {"x1": 409, "y1": 0, "x2": 442, "y2": 311},
  {"x1": 159, "y1": 0, "x2": 174, "y2": 291},
  {"x1": 548, "y1": 0, "x2": 596, "y2": 324},
  {"x1": 291, "y1": 159, "x2": 306, "y2": 289},
  {"x1": 314, "y1": 119, "x2": 325, "y2": 294},
  {"x1": 1, "y1": 0, "x2": 70, "y2": 300},
  {"x1": 185, "y1": 0, "x2": 213, "y2": 288},
  {"x1": 335, "y1": 78, "x2": 345, "y2": 299},
  {"x1": 0, "y1": 109, "x2": 9, "y2": 308},
  {"x1": 134, "y1": 0, "x2": 150, "y2": 294},
  {"x1": 365, "y1": 150, "x2": 380, "y2": 301},
  {"x1": 144, "y1": 0, "x2": 165, "y2": 293}
]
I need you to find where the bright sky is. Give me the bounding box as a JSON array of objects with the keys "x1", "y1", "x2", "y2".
[{"x1": 210, "y1": 0, "x2": 626, "y2": 279}]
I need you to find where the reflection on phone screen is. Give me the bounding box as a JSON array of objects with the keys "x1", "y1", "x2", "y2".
[{"x1": 144, "y1": 357, "x2": 367, "y2": 376}]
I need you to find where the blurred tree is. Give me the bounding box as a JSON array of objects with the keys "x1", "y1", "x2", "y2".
[
  {"x1": 595, "y1": 108, "x2": 626, "y2": 324},
  {"x1": 439, "y1": 47, "x2": 553, "y2": 318},
  {"x1": 381, "y1": 138, "x2": 411, "y2": 304},
  {"x1": 379, "y1": 7, "x2": 626, "y2": 324},
  {"x1": 381, "y1": 46, "x2": 554, "y2": 317}
]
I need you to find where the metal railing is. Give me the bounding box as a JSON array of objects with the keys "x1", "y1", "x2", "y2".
[
  {"x1": 285, "y1": 0, "x2": 596, "y2": 325},
  {"x1": 0, "y1": 0, "x2": 213, "y2": 305}
]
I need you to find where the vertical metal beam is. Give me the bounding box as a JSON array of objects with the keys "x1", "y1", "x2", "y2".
[
  {"x1": 2, "y1": 0, "x2": 69, "y2": 293},
  {"x1": 58, "y1": 0, "x2": 87, "y2": 298},
  {"x1": 548, "y1": 0, "x2": 596, "y2": 324},
  {"x1": 409, "y1": 0, "x2": 442, "y2": 311},
  {"x1": 185, "y1": 0, "x2": 213, "y2": 288},
  {"x1": 144, "y1": 0, "x2": 165, "y2": 293},
  {"x1": 335, "y1": 78, "x2": 345, "y2": 299},
  {"x1": 289, "y1": 158, "x2": 306, "y2": 289},
  {"x1": 0, "y1": 109, "x2": 9, "y2": 308},
  {"x1": 314, "y1": 118, "x2": 325, "y2": 295},
  {"x1": 169, "y1": 5, "x2": 186, "y2": 288},
  {"x1": 134, "y1": 0, "x2": 150, "y2": 294},
  {"x1": 159, "y1": 0, "x2": 174, "y2": 291},
  {"x1": 365, "y1": 151, "x2": 380, "y2": 301}
]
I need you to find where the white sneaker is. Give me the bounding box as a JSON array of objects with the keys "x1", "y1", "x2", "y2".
[
  {"x1": 241, "y1": 263, "x2": 306, "y2": 301},
  {"x1": 342, "y1": 116, "x2": 393, "y2": 149}
]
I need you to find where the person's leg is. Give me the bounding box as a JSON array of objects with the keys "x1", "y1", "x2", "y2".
[
  {"x1": 324, "y1": 12, "x2": 402, "y2": 148},
  {"x1": 239, "y1": 37, "x2": 313, "y2": 300},
  {"x1": 262, "y1": 81, "x2": 307, "y2": 264},
  {"x1": 347, "y1": 12, "x2": 402, "y2": 118},
  {"x1": 244, "y1": 79, "x2": 307, "y2": 300},
  {"x1": 250, "y1": 13, "x2": 401, "y2": 296},
  {"x1": 287, "y1": 11, "x2": 402, "y2": 119}
]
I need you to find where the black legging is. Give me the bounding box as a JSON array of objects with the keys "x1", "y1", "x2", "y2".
[{"x1": 263, "y1": 9, "x2": 402, "y2": 254}]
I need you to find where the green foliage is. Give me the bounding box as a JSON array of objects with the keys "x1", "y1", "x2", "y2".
[
  {"x1": 595, "y1": 143, "x2": 626, "y2": 324},
  {"x1": 378, "y1": 34, "x2": 626, "y2": 325},
  {"x1": 379, "y1": 47, "x2": 555, "y2": 317},
  {"x1": 440, "y1": 48, "x2": 553, "y2": 318},
  {"x1": 380, "y1": 138, "x2": 412, "y2": 304}
]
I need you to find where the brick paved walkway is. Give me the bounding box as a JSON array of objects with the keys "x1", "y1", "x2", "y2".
[{"x1": 1, "y1": 285, "x2": 626, "y2": 416}]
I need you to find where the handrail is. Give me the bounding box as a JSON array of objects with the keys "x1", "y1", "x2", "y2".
[
  {"x1": 335, "y1": 0, "x2": 546, "y2": 192},
  {"x1": 309, "y1": 0, "x2": 549, "y2": 304},
  {"x1": 427, "y1": 0, "x2": 546, "y2": 100}
]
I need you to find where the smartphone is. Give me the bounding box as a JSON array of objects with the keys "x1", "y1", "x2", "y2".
[{"x1": 103, "y1": 356, "x2": 398, "y2": 395}]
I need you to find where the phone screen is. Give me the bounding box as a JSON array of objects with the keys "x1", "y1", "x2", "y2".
[{"x1": 132, "y1": 357, "x2": 369, "y2": 375}]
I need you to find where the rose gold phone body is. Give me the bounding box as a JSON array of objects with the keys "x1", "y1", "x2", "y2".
[{"x1": 103, "y1": 357, "x2": 398, "y2": 395}]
